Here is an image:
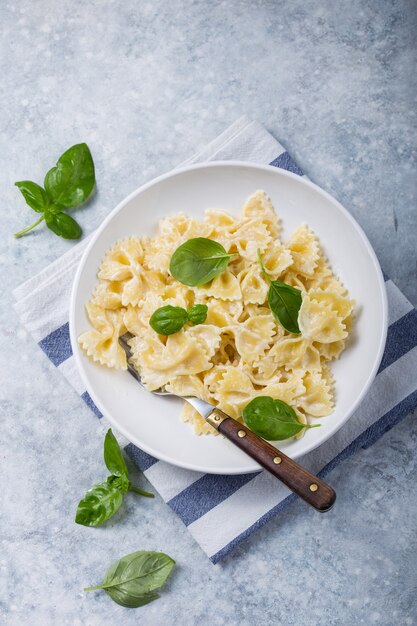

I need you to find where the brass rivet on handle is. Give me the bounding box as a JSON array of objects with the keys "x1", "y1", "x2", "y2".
[
  {"x1": 214, "y1": 415, "x2": 220, "y2": 422},
  {"x1": 309, "y1": 483, "x2": 318, "y2": 492},
  {"x1": 273, "y1": 456, "x2": 282, "y2": 464},
  {"x1": 237, "y1": 430, "x2": 247, "y2": 438}
]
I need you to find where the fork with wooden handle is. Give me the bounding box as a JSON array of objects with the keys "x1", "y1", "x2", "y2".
[{"x1": 119, "y1": 333, "x2": 336, "y2": 512}]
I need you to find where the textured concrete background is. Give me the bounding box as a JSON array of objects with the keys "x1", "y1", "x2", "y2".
[{"x1": 1, "y1": 1, "x2": 416, "y2": 624}]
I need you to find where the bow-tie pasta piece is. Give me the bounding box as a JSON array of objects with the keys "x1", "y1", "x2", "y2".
[
  {"x1": 286, "y1": 225, "x2": 320, "y2": 277},
  {"x1": 205, "y1": 299, "x2": 243, "y2": 327},
  {"x1": 159, "y1": 213, "x2": 212, "y2": 241},
  {"x1": 204, "y1": 365, "x2": 231, "y2": 394},
  {"x1": 242, "y1": 190, "x2": 280, "y2": 238},
  {"x1": 143, "y1": 234, "x2": 174, "y2": 272},
  {"x1": 298, "y1": 294, "x2": 348, "y2": 344},
  {"x1": 165, "y1": 374, "x2": 209, "y2": 401},
  {"x1": 129, "y1": 325, "x2": 222, "y2": 391},
  {"x1": 298, "y1": 368, "x2": 334, "y2": 417},
  {"x1": 279, "y1": 270, "x2": 308, "y2": 292},
  {"x1": 98, "y1": 237, "x2": 144, "y2": 281},
  {"x1": 98, "y1": 237, "x2": 165, "y2": 306},
  {"x1": 239, "y1": 265, "x2": 269, "y2": 305},
  {"x1": 121, "y1": 270, "x2": 166, "y2": 307},
  {"x1": 227, "y1": 219, "x2": 272, "y2": 261},
  {"x1": 162, "y1": 281, "x2": 195, "y2": 310},
  {"x1": 166, "y1": 374, "x2": 219, "y2": 436},
  {"x1": 308, "y1": 256, "x2": 347, "y2": 296},
  {"x1": 239, "y1": 303, "x2": 276, "y2": 323},
  {"x1": 78, "y1": 303, "x2": 127, "y2": 369},
  {"x1": 262, "y1": 369, "x2": 306, "y2": 406},
  {"x1": 246, "y1": 355, "x2": 280, "y2": 384},
  {"x1": 262, "y1": 242, "x2": 293, "y2": 278},
  {"x1": 214, "y1": 366, "x2": 255, "y2": 419},
  {"x1": 269, "y1": 335, "x2": 321, "y2": 372},
  {"x1": 309, "y1": 289, "x2": 354, "y2": 321},
  {"x1": 195, "y1": 269, "x2": 241, "y2": 301},
  {"x1": 123, "y1": 305, "x2": 144, "y2": 336},
  {"x1": 233, "y1": 315, "x2": 276, "y2": 364},
  {"x1": 92, "y1": 280, "x2": 124, "y2": 310},
  {"x1": 315, "y1": 339, "x2": 346, "y2": 361},
  {"x1": 204, "y1": 209, "x2": 242, "y2": 239}
]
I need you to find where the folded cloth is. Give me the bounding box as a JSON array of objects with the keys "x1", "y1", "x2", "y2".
[{"x1": 13, "y1": 116, "x2": 417, "y2": 563}]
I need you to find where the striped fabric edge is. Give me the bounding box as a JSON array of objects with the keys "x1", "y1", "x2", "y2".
[{"x1": 178, "y1": 117, "x2": 286, "y2": 168}]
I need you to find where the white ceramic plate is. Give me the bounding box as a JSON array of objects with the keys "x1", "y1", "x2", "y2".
[{"x1": 70, "y1": 162, "x2": 387, "y2": 474}]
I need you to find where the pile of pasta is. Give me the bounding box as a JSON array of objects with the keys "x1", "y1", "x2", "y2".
[{"x1": 79, "y1": 191, "x2": 354, "y2": 438}]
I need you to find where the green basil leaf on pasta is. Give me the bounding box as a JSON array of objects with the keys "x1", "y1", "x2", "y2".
[
  {"x1": 243, "y1": 396, "x2": 320, "y2": 441},
  {"x1": 149, "y1": 305, "x2": 188, "y2": 335},
  {"x1": 187, "y1": 304, "x2": 208, "y2": 325},
  {"x1": 257, "y1": 249, "x2": 302, "y2": 333},
  {"x1": 169, "y1": 237, "x2": 236, "y2": 286},
  {"x1": 267, "y1": 280, "x2": 302, "y2": 334},
  {"x1": 83, "y1": 551, "x2": 175, "y2": 608}
]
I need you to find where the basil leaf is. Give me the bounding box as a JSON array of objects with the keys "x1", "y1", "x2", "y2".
[
  {"x1": 84, "y1": 551, "x2": 175, "y2": 608},
  {"x1": 187, "y1": 304, "x2": 208, "y2": 325},
  {"x1": 257, "y1": 249, "x2": 302, "y2": 333},
  {"x1": 104, "y1": 428, "x2": 129, "y2": 478},
  {"x1": 170, "y1": 238, "x2": 235, "y2": 286},
  {"x1": 243, "y1": 396, "x2": 320, "y2": 440},
  {"x1": 44, "y1": 143, "x2": 95, "y2": 208},
  {"x1": 44, "y1": 211, "x2": 82, "y2": 239},
  {"x1": 75, "y1": 481, "x2": 123, "y2": 527},
  {"x1": 15, "y1": 181, "x2": 49, "y2": 213},
  {"x1": 149, "y1": 305, "x2": 188, "y2": 335},
  {"x1": 268, "y1": 280, "x2": 302, "y2": 334}
]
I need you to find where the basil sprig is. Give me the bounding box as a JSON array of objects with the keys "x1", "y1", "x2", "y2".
[
  {"x1": 149, "y1": 303, "x2": 208, "y2": 335},
  {"x1": 170, "y1": 237, "x2": 237, "y2": 286},
  {"x1": 84, "y1": 550, "x2": 175, "y2": 608},
  {"x1": 14, "y1": 143, "x2": 95, "y2": 239},
  {"x1": 243, "y1": 396, "x2": 320, "y2": 440},
  {"x1": 75, "y1": 429, "x2": 153, "y2": 527},
  {"x1": 257, "y1": 249, "x2": 302, "y2": 334}
]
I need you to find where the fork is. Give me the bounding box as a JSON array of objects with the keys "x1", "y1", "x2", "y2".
[{"x1": 119, "y1": 333, "x2": 336, "y2": 512}]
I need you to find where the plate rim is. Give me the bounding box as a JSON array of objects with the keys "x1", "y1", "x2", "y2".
[{"x1": 69, "y1": 160, "x2": 388, "y2": 474}]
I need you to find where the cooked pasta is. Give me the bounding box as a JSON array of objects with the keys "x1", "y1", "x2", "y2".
[{"x1": 79, "y1": 191, "x2": 354, "y2": 438}]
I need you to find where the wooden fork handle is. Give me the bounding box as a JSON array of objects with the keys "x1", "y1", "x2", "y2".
[{"x1": 207, "y1": 408, "x2": 336, "y2": 512}]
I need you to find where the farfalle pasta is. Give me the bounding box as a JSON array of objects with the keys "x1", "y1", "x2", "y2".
[{"x1": 79, "y1": 190, "x2": 354, "y2": 438}]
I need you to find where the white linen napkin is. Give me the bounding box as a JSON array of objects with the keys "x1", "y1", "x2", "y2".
[{"x1": 13, "y1": 116, "x2": 417, "y2": 563}]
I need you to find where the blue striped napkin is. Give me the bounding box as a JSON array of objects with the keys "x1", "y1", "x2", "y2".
[{"x1": 13, "y1": 117, "x2": 417, "y2": 563}]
